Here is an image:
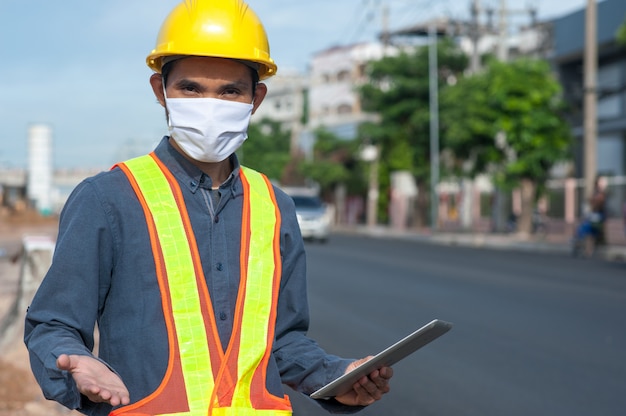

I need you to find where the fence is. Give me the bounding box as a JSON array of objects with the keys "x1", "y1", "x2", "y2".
[{"x1": 438, "y1": 176, "x2": 626, "y2": 246}]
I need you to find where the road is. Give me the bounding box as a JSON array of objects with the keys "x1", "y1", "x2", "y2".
[{"x1": 287, "y1": 233, "x2": 626, "y2": 416}]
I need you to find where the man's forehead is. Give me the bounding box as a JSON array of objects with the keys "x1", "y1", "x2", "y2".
[
  {"x1": 164, "y1": 55, "x2": 258, "y2": 74},
  {"x1": 169, "y1": 59, "x2": 252, "y2": 85}
]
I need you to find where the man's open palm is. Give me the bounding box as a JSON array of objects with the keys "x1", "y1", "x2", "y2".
[{"x1": 56, "y1": 354, "x2": 130, "y2": 407}]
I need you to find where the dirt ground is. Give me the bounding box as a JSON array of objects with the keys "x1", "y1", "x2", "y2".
[
  {"x1": 0, "y1": 211, "x2": 79, "y2": 416},
  {"x1": 0, "y1": 360, "x2": 60, "y2": 416}
]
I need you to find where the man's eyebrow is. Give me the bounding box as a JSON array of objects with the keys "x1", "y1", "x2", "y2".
[{"x1": 222, "y1": 80, "x2": 252, "y2": 90}]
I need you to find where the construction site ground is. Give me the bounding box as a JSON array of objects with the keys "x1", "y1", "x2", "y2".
[{"x1": 0, "y1": 211, "x2": 77, "y2": 416}]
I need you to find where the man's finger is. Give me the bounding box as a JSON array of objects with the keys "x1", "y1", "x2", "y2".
[{"x1": 56, "y1": 354, "x2": 72, "y2": 371}]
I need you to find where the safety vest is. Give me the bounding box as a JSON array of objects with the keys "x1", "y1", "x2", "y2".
[{"x1": 110, "y1": 153, "x2": 292, "y2": 416}]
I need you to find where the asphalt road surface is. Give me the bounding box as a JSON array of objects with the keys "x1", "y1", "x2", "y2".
[{"x1": 286, "y1": 233, "x2": 626, "y2": 416}]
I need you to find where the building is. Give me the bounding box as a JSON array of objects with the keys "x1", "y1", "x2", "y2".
[
  {"x1": 551, "y1": 0, "x2": 626, "y2": 180},
  {"x1": 251, "y1": 69, "x2": 308, "y2": 156},
  {"x1": 307, "y1": 42, "x2": 387, "y2": 141},
  {"x1": 549, "y1": 0, "x2": 626, "y2": 232},
  {"x1": 253, "y1": 68, "x2": 308, "y2": 129}
]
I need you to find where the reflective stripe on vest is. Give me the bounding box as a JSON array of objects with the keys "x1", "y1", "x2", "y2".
[{"x1": 110, "y1": 153, "x2": 292, "y2": 416}]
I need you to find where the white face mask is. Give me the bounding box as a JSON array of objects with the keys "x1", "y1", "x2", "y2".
[{"x1": 165, "y1": 96, "x2": 253, "y2": 163}]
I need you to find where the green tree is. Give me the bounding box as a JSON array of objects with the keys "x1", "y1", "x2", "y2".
[
  {"x1": 297, "y1": 128, "x2": 367, "y2": 200},
  {"x1": 239, "y1": 118, "x2": 291, "y2": 182},
  {"x1": 440, "y1": 58, "x2": 572, "y2": 235},
  {"x1": 359, "y1": 38, "x2": 467, "y2": 225}
]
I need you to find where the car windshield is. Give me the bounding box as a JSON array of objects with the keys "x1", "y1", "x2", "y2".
[{"x1": 292, "y1": 196, "x2": 323, "y2": 209}]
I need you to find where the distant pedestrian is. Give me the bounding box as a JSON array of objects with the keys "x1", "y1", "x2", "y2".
[{"x1": 572, "y1": 175, "x2": 608, "y2": 256}]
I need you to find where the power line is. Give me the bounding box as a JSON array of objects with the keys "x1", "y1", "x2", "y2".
[
  {"x1": 337, "y1": 0, "x2": 378, "y2": 44},
  {"x1": 393, "y1": 0, "x2": 453, "y2": 29}
]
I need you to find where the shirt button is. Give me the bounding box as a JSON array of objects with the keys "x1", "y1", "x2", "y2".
[
  {"x1": 216, "y1": 263, "x2": 223, "y2": 271},
  {"x1": 219, "y1": 312, "x2": 227, "y2": 321},
  {"x1": 190, "y1": 180, "x2": 197, "y2": 187}
]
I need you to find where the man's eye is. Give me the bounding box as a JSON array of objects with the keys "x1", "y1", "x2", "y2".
[{"x1": 176, "y1": 81, "x2": 201, "y2": 94}]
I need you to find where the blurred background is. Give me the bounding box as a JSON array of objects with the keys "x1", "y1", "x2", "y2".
[
  {"x1": 1, "y1": 0, "x2": 625, "y2": 242},
  {"x1": 1, "y1": 0, "x2": 626, "y2": 415}
]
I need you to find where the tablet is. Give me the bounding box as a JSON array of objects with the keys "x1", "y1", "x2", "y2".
[{"x1": 310, "y1": 319, "x2": 452, "y2": 400}]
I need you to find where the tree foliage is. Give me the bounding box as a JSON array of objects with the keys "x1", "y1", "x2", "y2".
[
  {"x1": 440, "y1": 58, "x2": 572, "y2": 234},
  {"x1": 359, "y1": 39, "x2": 468, "y2": 223},
  {"x1": 239, "y1": 118, "x2": 291, "y2": 182},
  {"x1": 297, "y1": 128, "x2": 366, "y2": 199},
  {"x1": 441, "y1": 58, "x2": 571, "y2": 188}
]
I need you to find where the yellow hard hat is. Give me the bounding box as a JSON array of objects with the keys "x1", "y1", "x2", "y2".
[{"x1": 146, "y1": 0, "x2": 277, "y2": 79}]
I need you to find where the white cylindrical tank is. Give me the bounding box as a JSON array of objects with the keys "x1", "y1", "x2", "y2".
[{"x1": 27, "y1": 124, "x2": 53, "y2": 215}]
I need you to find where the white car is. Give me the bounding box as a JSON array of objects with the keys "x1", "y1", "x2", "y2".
[{"x1": 291, "y1": 195, "x2": 330, "y2": 243}]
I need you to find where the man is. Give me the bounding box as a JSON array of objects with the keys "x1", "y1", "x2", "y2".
[{"x1": 24, "y1": 1, "x2": 392, "y2": 415}]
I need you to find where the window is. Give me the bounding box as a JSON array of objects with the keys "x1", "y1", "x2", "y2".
[
  {"x1": 337, "y1": 104, "x2": 353, "y2": 114},
  {"x1": 337, "y1": 70, "x2": 351, "y2": 82}
]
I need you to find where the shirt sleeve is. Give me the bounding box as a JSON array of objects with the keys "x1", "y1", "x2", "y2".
[
  {"x1": 23, "y1": 177, "x2": 114, "y2": 411},
  {"x1": 271, "y1": 191, "x2": 364, "y2": 414}
]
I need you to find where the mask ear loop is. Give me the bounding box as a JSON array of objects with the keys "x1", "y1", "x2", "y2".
[
  {"x1": 162, "y1": 77, "x2": 169, "y2": 101},
  {"x1": 162, "y1": 79, "x2": 172, "y2": 129}
]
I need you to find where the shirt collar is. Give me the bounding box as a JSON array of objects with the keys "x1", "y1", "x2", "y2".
[{"x1": 153, "y1": 136, "x2": 242, "y2": 195}]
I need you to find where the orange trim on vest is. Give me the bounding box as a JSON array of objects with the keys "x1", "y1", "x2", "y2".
[
  {"x1": 110, "y1": 154, "x2": 291, "y2": 416},
  {"x1": 247, "y1": 172, "x2": 285, "y2": 408}
]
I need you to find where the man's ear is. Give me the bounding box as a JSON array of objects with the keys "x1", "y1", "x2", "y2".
[
  {"x1": 252, "y1": 83, "x2": 268, "y2": 114},
  {"x1": 150, "y1": 73, "x2": 166, "y2": 107}
]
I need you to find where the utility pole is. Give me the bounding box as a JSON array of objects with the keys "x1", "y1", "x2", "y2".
[
  {"x1": 497, "y1": 0, "x2": 508, "y2": 61},
  {"x1": 429, "y1": 23, "x2": 440, "y2": 231},
  {"x1": 583, "y1": 0, "x2": 598, "y2": 202},
  {"x1": 470, "y1": 0, "x2": 481, "y2": 73},
  {"x1": 489, "y1": 0, "x2": 537, "y2": 63},
  {"x1": 381, "y1": 2, "x2": 390, "y2": 53}
]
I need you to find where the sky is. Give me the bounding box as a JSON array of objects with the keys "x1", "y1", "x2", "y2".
[{"x1": 0, "y1": 0, "x2": 589, "y2": 170}]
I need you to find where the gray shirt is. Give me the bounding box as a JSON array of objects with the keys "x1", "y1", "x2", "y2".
[{"x1": 24, "y1": 137, "x2": 353, "y2": 415}]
